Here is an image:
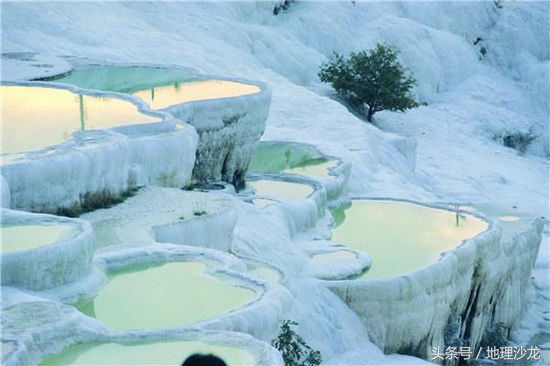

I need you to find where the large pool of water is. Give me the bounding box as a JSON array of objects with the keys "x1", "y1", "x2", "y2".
[
  {"x1": 50, "y1": 66, "x2": 260, "y2": 110},
  {"x1": 249, "y1": 180, "x2": 313, "y2": 201},
  {"x1": 250, "y1": 143, "x2": 336, "y2": 178},
  {"x1": 1, "y1": 85, "x2": 160, "y2": 155},
  {"x1": 75, "y1": 261, "x2": 256, "y2": 330},
  {"x1": 1, "y1": 223, "x2": 75, "y2": 254},
  {"x1": 40, "y1": 340, "x2": 255, "y2": 366},
  {"x1": 331, "y1": 200, "x2": 488, "y2": 279}
]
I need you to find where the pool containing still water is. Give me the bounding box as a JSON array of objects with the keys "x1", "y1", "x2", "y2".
[
  {"x1": 249, "y1": 180, "x2": 313, "y2": 201},
  {"x1": 50, "y1": 66, "x2": 260, "y2": 110},
  {"x1": 1, "y1": 223, "x2": 75, "y2": 254},
  {"x1": 40, "y1": 340, "x2": 255, "y2": 366},
  {"x1": 1, "y1": 85, "x2": 160, "y2": 156},
  {"x1": 331, "y1": 200, "x2": 488, "y2": 279},
  {"x1": 75, "y1": 262, "x2": 257, "y2": 330},
  {"x1": 249, "y1": 142, "x2": 336, "y2": 178}
]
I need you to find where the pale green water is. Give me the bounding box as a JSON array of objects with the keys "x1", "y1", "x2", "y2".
[
  {"x1": 249, "y1": 180, "x2": 313, "y2": 201},
  {"x1": 331, "y1": 200, "x2": 488, "y2": 279},
  {"x1": 282, "y1": 160, "x2": 336, "y2": 177},
  {"x1": 76, "y1": 262, "x2": 256, "y2": 330},
  {"x1": 1, "y1": 223, "x2": 74, "y2": 254},
  {"x1": 1, "y1": 85, "x2": 160, "y2": 155},
  {"x1": 249, "y1": 143, "x2": 336, "y2": 177},
  {"x1": 131, "y1": 80, "x2": 260, "y2": 110},
  {"x1": 247, "y1": 262, "x2": 280, "y2": 283},
  {"x1": 40, "y1": 340, "x2": 256, "y2": 366},
  {"x1": 50, "y1": 66, "x2": 260, "y2": 110},
  {"x1": 312, "y1": 251, "x2": 355, "y2": 261},
  {"x1": 48, "y1": 66, "x2": 199, "y2": 94}
]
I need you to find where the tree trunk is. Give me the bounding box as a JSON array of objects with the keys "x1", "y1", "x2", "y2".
[{"x1": 366, "y1": 106, "x2": 375, "y2": 122}]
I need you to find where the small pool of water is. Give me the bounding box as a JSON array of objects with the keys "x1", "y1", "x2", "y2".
[
  {"x1": 1, "y1": 223, "x2": 75, "y2": 254},
  {"x1": 132, "y1": 79, "x2": 260, "y2": 110},
  {"x1": 331, "y1": 200, "x2": 488, "y2": 279},
  {"x1": 1, "y1": 85, "x2": 160, "y2": 155},
  {"x1": 50, "y1": 66, "x2": 260, "y2": 110},
  {"x1": 282, "y1": 159, "x2": 336, "y2": 177},
  {"x1": 312, "y1": 251, "x2": 356, "y2": 261},
  {"x1": 40, "y1": 340, "x2": 255, "y2": 366},
  {"x1": 249, "y1": 180, "x2": 313, "y2": 201},
  {"x1": 247, "y1": 262, "x2": 280, "y2": 283},
  {"x1": 250, "y1": 143, "x2": 336, "y2": 178},
  {"x1": 75, "y1": 261, "x2": 256, "y2": 330}
]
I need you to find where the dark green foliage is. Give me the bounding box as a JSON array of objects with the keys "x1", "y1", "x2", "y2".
[
  {"x1": 502, "y1": 132, "x2": 536, "y2": 153},
  {"x1": 482, "y1": 322, "x2": 509, "y2": 348},
  {"x1": 271, "y1": 320, "x2": 322, "y2": 366},
  {"x1": 273, "y1": 0, "x2": 293, "y2": 15},
  {"x1": 55, "y1": 187, "x2": 140, "y2": 217},
  {"x1": 318, "y1": 44, "x2": 419, "y2": 122},
  {"x1": 493, "y1": 130, "x2": 536, "y2": 154}
]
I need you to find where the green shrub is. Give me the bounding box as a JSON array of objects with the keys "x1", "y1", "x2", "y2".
[
  {"x1": 318, "y1": 44, "x2": 419, "y2": 122},
  {"x1": 271, "y1": 320, "x2": 322, "y2": 366}
]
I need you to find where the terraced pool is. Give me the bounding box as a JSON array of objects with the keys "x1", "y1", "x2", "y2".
[
  {"x1": 40, "y1": 340, "x2": 255, "y2": 365},
  {"x1": 76, "y1": 262, "x2": 257, "y2": 330},
  {"x1": 1, "y1": 223, "x2": 75, "y2": 254},
  {"x1": 331, "y1": 200, "x2": 488, "y2": 279},
  {"x1": 1, "y1": 85, "x2": 160, "y2": 156},
  {"x1": 49, "y1": 66, "x2": 260, "y2": 110}
]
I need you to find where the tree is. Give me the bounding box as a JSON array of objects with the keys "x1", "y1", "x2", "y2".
[
  {"x1": 318, "y1": 43, "x2": 419, "y2": 122},
  {"x1": 271, "y1": 320, "x2": 322, "y2": 366}
]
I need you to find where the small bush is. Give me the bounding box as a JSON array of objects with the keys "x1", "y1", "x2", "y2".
[
  {"x1": 481, "y1": 322, "x2": 509, "y2": 348},
  {"x1": 493, "y1": 130, "x2": 536, "y2": 154},
  {"x1": 55, "y1": 187, "x2": 140, "y2": 217},
  {"x1": 318, "y1": 44, "x2": 419, "y2": 122},
  {"x1": 271, "y1": 320, "x2": 322, "y2": 366},
  {"x1": 273, "y1": 0, "x2": 293, "y2": 15}
]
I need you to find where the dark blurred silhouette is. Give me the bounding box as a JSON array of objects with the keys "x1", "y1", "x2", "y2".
[{"x1": 181, "y1": 353, "x2": 227, "y2": 366}]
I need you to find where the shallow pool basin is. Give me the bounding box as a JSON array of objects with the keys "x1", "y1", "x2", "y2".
[
  {"x1": 40, "y1": 340, "x2": 255, "y2": 366},
  {"x1": 249, "y1": 180, "x2": 313, "y2": 201},
  {"x1": 331, "y1": 200, "x2": 488, "y2": 279},
  {"x1": 249, "y1": 142, "x2": 336, "y2": 178},
  {"x1": 49, "y1": 66, "x2": 260, "y2": 110},
  {"x1": 76, "y1": 261, "x2": 257, "y2": 330},
  {"x1": 1, "y1": 223, "x2": 75, "y2": 254},
  {"x1": 1, "y1": 85, "x2": 160, "y2": 156}
]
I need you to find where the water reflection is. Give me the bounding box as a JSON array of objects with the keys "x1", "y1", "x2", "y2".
[
  {"x1": 49, "y1": 66, "x2": 260, "y2": 110},
  {"x1": 75, "y1": 262, "x2": 256, "y2": 330},
  {"x1": 249, "y1": 143, "x2": 336, "y2": 178},
  {"x1": 249, "y1": 180, "x2": 313, "y2": 201},
  {"x1": 282, "y1": 159, "x2": 336, "y2": 177},
  {"x1": 131, "y1": 80, "x2": 260, "y2": 110},
  {"x1": 331, "y1": 200, "x2": 488, "y2": 279},
  {"x1": 40, "y1": 340, "x2": 255, "y2": 366},
  {"x1": 1, "y1": 86, "x2": 160, "y2": 156}
]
